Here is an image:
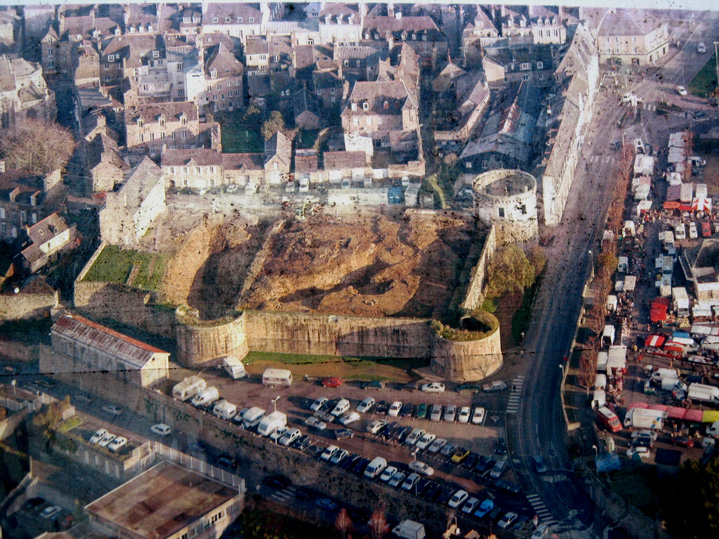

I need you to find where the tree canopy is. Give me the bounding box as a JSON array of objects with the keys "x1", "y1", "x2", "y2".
[
  {"x1": 261, "y1": 111, "x2": 285, "y2": 140},
  {"x1": 0, "y1": 119, "x2": 75, "y2": 174},
  {"x1": 486, "y1": 245, "x2": 542, "y2": 297}
]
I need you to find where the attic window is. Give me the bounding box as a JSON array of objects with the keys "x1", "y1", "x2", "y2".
[
  {"x1": 153, "y1": 50, "x2": 159, "y2": 58},
  {"x1": 351, "y1": 102, "x2": 357, "y2": 111},
  {"x1": 237, "y1": 17, "x2": 243, "y2": 23},
  {"x1": 537, "y1": 61, "x2": 544, "y2": 69},
  {"x1": 225, "y1": 17, "x2": 231, "y2": 23},
  {"x1": 212, "y1": 17, "x2": 218, "y2": 23},
  {"x1": 422, "y1": 34, "x2": 428, "y2": 41},
  {"x1": 181, "y1": 115, "x2": 187, "y2": 125},
  {"x1": 138, "y1": 118, "x2": 144, "y2": 128},
  {"x1": 108, "y1": 54, "x2": 115, "y2": 62},
  {"x1": 211, "y1": 69, "x2": 217, "y2": 78},
  {"x1": 148, "y1": 25, "x2": 153, "y2": 32},
  {"x1": 383, "y1": 100, "x2": 389, "y2": 110},
  {"x1": 362, "y1": 102, "x2": 369, "y2": 111},
  {"x1": 249, "y1": 17, "x2": 255, "y2": 23}
]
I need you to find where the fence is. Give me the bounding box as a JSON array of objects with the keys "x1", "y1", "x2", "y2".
[{"x1": 152, "y1": 442, "x2": 246, "y2": 491}]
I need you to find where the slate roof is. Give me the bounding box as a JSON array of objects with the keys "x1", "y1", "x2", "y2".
[
  {"x1": 125, "y1": 101, "x2": 197, "y2": 124},
  {"x1": 222, "y1": 153, "x2": 264, "y2": 171},
  {"x1": 323, "y1": 151, "x2": 366, "y2": 170},
  {"x1": 162, "y1": 148, "x2": 223, "y2": 167},
  {"x1": 205, "y1": 42, "x2": 243, "y2": 78},
  {"x1": 204, "y1": 3, "x2": 262, "y2": 24},
  {"x1": 597, "y1": 10, "x2": 664, "y2": 37}
]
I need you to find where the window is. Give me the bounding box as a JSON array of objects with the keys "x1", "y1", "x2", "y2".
[
  {"x1": 615, "y1": 48, "x2": 620, "y2": 53},
  {"x1": 225, "y1": 17, "x2": 231, "y2": 23},
  {"x1": 108, "y1": 54, "x2": 115, "y2": 62},
  {"x1": 0, "y1": 208, "x2": 4, "y2": 219},
  {"x1": 249, "y1": 17, "x2": 255, "y2": 23},
  {"x1": 343, "y1": 59, "x2": 349, "y2": 66},
  {"x1": 465, "y1": 162, "x2": 472, "y2": 169},
  {"x1": 538, "y1": 30, "x2": 543, "y2": 37},
  {"x1": 178, "y1": 63, "x2": 183, "y2": 71},
  {"x1": 633, "y1": 47, "x2": 638, "y2": 53},
  {"x1": 605, "y1": 37, "x2": 610, "y2": 43},
  {"x1": 103, "y1": 64, "x2": 110, "y2": 70},
  {"x1": 614, "y1": 37, "x2": 618, "y2": 43},
  {"x1": 153, "y1": 50, "x2": 159, "y2": 58},
  {"x1": 138, "y1": 118, "x2": 144, "y2": 128},
  {"x1": 150, "y1": 133, "x2": 155, "y2": 141},
  {"x1": 498, "y1": 207, "x2": 505, "y2": 218},
  {"x1": 237, "y1": 17, "x2": 243, "y2": 23},
  {"x1": 353, "y1": 117, "x2": 359, "y2": 126},
  {"x1": 181, "y1": 131, "x2": 187, "y2": 139},
  {"x1": 520, "y1": 62, "x2": 530, "y2": 70},
  {"x1": 523, "y1": 74, "x2": 530, "y2": 81},
  {"x1": 171, "y1": 132, "x2": 176, "y2": 140},
  {"x1": 139, "y1": 134, "x2": 144, "y2": 142},
  {"x1": 351, "y1": 102, "x2": 357, "y2": 111},
  {"x1": 536, "y1": 61, "x2": 543, "y2": 69},
  {"x1": 362, "y1": 102, "x2": 369, "y2": 111},
  {"x1": 217, "y1": 84, "x2": 222, "y2": 90},
  {"x1": 632, "y1": 37, "x2": 637, "y2": 43},
  {"x1": 212, "y1": 17, "x2": 218, "y2": 23},
  {"x1": 181, "y1": 116, "x2": 187, "y2": 125}
]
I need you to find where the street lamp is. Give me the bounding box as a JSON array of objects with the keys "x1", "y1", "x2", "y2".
[
  {"x1": 592, "y1": 444, "x2": 598, "y2": 456},
  {"x1": 272, "y1": 396, "x2": 281, "y2": 412}
]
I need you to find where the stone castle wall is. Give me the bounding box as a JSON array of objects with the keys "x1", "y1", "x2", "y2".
[
  {"x1": 430, "y1": 325, "x2": 503, "y2": 382},
  {"x1": 460, "y1": 225, "x2": 497, "y2": 312},
  {"x1": 175, "y1": 308, "x2": 249, "y2": 366}
]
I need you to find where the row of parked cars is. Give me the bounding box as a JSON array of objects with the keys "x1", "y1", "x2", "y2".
[{"x1": 88, "y1": 428, "x2": 127, "y2": 452}]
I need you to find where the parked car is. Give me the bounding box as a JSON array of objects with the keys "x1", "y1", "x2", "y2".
[
  {"x1": 472, "y1": 407, "x2": 486, "y2": 425},
  {"x1": 40, "y1": 505, "x2": 62, "y2": 519},
  {"x1": 408, "y1": 460, "x2": 435, "y2": 476},
  {"x1": 626, "y1": 447, "x2": 651, "y2": 460},
  {"x1": 474, "y1": 455, "x2": 495, "y2": 474},
  {"x1": 320, "y1": 445, "x2": 339, "y2": 461},
  {"x1": 310, "y1": 397, "x2": 328, "y2": 412},
  {"x1": 357, "y1": 397, "x2": 376, "y2": 413},
  {"x1": 279, "y1": 428, "x2": 301, "y2": 447},
  {"x1": 533, "y1": 455, "x2": 547, "y2": 474},
  {"x1": 376, "y1": 400, "x2": 389, "y2": 414},
  {"x1": 456, "y1": 383, "x2": 482, "y2": 393},
  {"x1": 428, "y1": 438, "x2": 448, "y2": 454},
  {"x1": 448, "y1": 490, "x2": 469, "y2": 509},
  {"x1": 498, "y1": 512, "x2": 519, "y2": 529},
  {"x1": 98, "y1": 432, "x2": 116, "y2": 448},
  {"x1": 416, "y1": 432, "x2": 437, "y2": 450},
  {"x1": 402, "y1": 380, "x2": 419, "y2": 392},
  {"x1": 677, "y1": 85, "x2": 688, "y2": 96},
  {"x1": 330, "y1": 448, "x2": 349, "y2": 464},
  {"x1": 331, "y1": 398, "x2": 350, "y2": 417},
  {"x1": 396, "y1": 426, "x2": 413, "y2": 443},
  {"x1": 382, "y1": 421, "x2": 400, "y2": 439},
  {"x1": 380, "y1": 465, "x2": 398, "y2": 482},
  {"x1": 462, "y1": 452, "x2": 479, "y2": 470},
  {"x1": 443, "y1": 404, "x2": 457, "y2": 422},
  {"x1": 315, "y1": 498, "x2": 338, "y2": 511},
  {"x1": 451, "y1": 447, "x2": 470, "y2": 464},
  {"x1": 364, "y1": 380, "x2": 385, "y2": 391},
  {"x1": 482, "y1": 381, "x2": 508, "y2": 392},
  {"x1": 305, "y1": 416, "x2": 327, "y2": 431},
  {"x1": 367, "y1": 419, "x2": 388, "y2": 435},
  {"x1": 405, "y1": 428, "x2": 426, "y2": 447},
  {"x1": 430, "y1": 404, "x2": 443, "y2": 422},
  {"x1": 102, "y1": 405, "x2": 123, "y2": 416},
  {"x1": 630, "y1": 430, "x2": 658, "y2": 441},
  {"x1": 339, "y1": 412, "x2": 360, "y2": 426},
  {"x1": 151, "y1": 423, "x2": 171, "y2": 436},
  {"x1": 293, "y1": 435, "x2": 312, "y2": 451},
  {"x1": 474, "y1": 498, "x2": 495, "y2": 518},
  {"x1": 388, "y1": 401, "x2": 403, "y2": 417},
  {"x1": 457, "y1": 407, "x2": 471, "y2": 423},
  {"x1": 269, "y1": 427, "x2": 289, "y2": 443},
  {"x1": 495, "y1": 438, "x2": 508, "y2": 455},
  {"x1": 401, "y1": 403, "x2": 415, "y2": 417},
  {"x1": 415, "y1": 403, "x2": 429, "y2": 420},
  {"x1": 388, "y1": 471, "x2": 406, "y2": 488},
  {"x1": 462, "y1": 497, "x2": 480, "y2": 514},
  {"x1": 108, "y1": 436, "x2": 127, "y2": 452},
  {"x1": 672, "y1": 435, "x2": 695, "y2": 448},
  {"x1": 698, "y1": 42, "x2": 707, "y2": 53},
  {"x1": 334, "y1": 428, "x2": 355, "y2": 440},
  {"x1": 89, "y1": 428, "x2": 108, "y2": 444},
  {"x1": 420, "y1": 382, "x2": 445, "y2": 393},
  {"x1": 322, "y1": 377, "x2": 343, "y2": 388},
  {"x1": 401, "y1": 473, "x2": 420, "y2": 492}
]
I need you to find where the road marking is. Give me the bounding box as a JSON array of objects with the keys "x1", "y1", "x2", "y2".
[
  {"x1": 526, "y1": 494, "x2": 556, "y2": 525},
  {"x1": 507, "y1": 376, "x2": 524, "y2": 413}
]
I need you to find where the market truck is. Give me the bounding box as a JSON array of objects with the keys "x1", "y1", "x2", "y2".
[
  {"x1": 596, "y1": 407, "x2": 622, "y2": 433},
  {"x1": 687, "y1": 384, "x2": 719, "y2": 405},
  {"x1": 624, "y1": 408, "x2": 664, "y2": 430},
  {"x1": 392, "y1": 520, "x2": 426, "y2": 539}
]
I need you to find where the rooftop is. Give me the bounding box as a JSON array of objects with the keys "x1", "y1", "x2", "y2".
[{"x1": 85, "y1": 461, "x2": 239, "y2": 539}]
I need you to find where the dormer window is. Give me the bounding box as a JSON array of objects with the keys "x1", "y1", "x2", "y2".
[
  {"x1": 181, "y1": 115, "x2": 187, "y2": 125},
  {"x1": 422, "y1": 34, "x2": 428, "y2": 41},
  {"x1": 536, "y1": 61, "x2": 544, "y2": 69},
  {"x1": 237, "y1": 17, "x2": 243, "y2": 23},
  {"x1": 138, "y1": 118, "x2": 144, "y2": 128},
  {"x1": 351, "y1": 102, "x2": 357, "y2": 111},
  {"x1": 159, "y1": 116, "x2": 166, "y2": 127},
  {"x1": 412, "y1": 33, "x2": 417, "y2": 40},
  {"x1": 211, "y1": 69, "x2": 217, "y2": 78},
  {"x1": 148, "y1": 25, "x2": 153, "y2": 32},
  {"x1": 249, "y1": 17, "x2": 255, "y2": 23},
  {"x1": 212, "y1": 17, "x2": 218, "y2": 23},
  {"x1": 362, "y1": 102, "x2": 369, "y2": 111},
  {"x1": 114, "y1": 28, "x2": 121, "y2": 35},
  {"x1": 273, "y1": 55, "x2": 279, "y2": 62},
  {"x1": 225, "y1": 17, "x2": 231, "y2": 23},
  {"x1": 153, "y1": 50, "x2": 159, "y2": 58},
  {"x1": 130, "y1": 26, "x2": 136, "y2": 33},
  {"x1": 383, "y1": 100, "x2": 389, "y2": 110},
  {"x1": 343, "y1": 59, "x2": 349, "y2": 66},
  {"x1": 108, "y1": 54, "x2": 115, "y2": 62}
]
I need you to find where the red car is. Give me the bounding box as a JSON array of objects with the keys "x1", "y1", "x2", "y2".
[
  {"x1": 321, "y1": 377, "x2": 343, "y2": 388},
  {"x1": 702, "y1": 222, "x2": 711, "y2": 238},
  {"x1": 672, "y1": 436, "x2": 694, "y2": 448}
]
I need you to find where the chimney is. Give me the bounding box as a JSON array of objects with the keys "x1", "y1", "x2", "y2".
[
  {"x1": 395, "y1": 11, "x2": 402, "y2": 20},
  {"x1": 528, "y1": 5, "x2": 535, "y2": 18}
]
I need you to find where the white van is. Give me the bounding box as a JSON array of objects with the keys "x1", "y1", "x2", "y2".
[
  {"x1": 223, "y1": 356, "x2": 246, "y2": 379},
  {"x1": 213, "y1": 399, "x2": 238, "y2": 420},
  {"x1": 191, "y1": 386, "x2": 220, "y2": 407},
  {"x1": 364, "y1": 457, "x2": 388, "y2": 479},
  {"x1": 262, "y1": 368, "x2": 293, "y2": 387}
]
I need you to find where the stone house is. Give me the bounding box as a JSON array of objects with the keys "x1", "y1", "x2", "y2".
[
  {"x1": 482, "y1": 43, "x2": 556, "y2": 87},
  {"x1": 201, "y1": 42, "x2": 244, "y2": 112},
  {"x1": 264, "y1": 131, "x2": 292, "y2": 184},
  {"x1": 433, "y1": 68, "x2": 490, "y2": 143},
  {"x1": 245, "y1": 36, "x2": 269, "y2": 70},
  {"x1": 161, "y1": 148, "x2": 223, "y2": 190},
  {"x1": 0, "y1": 55, "x2": 55, "y2": 128},
  {"x1": 596, "y1": 9, "x2": 669, "y2": 66},
  {"x1": 99, "y1": 34, "x2": 159, "y2": 87},
  {"x1": 462, "y1": 6, "x2": 501, "y2": 64},
  {"x1": 124, "y1": 101, "x2": 200, "y2": 154},
  {"x1": 20, "y1": 212, "x2": 76, "y2": 273},
  {"x1": 322, "y1": 151, "x2": 369, "y2": 184},
  {"x1": 86, "y1": 133, "x2": 127, "y2": 192},
  {"x1": 295, "y1": 154, "x2": 320, "y2": 187},
  {"x1": 202, "y1": 3, "x2": 264, "y2": 46},
  {"x1": 222, "y1": 153, "x2": 265, "y2": 188},
  {"x1": 0, "y1": 169, "x2": 45, "y2": 241},
  {"x1": 334, "y1": 44, "x2": 387, "y2": 83},
  {"x1": 312, "y1": 70, "x2": 342, "y2": 110},
  {"x1": 319, "y1": 4, "x2": 363, "y2": 45},
  {"x1": 99, "y1": 157, "x2": 166, "y2": 248},
  {"x1": 294, "y1": 87, "x2": 322, "y2": 130}
]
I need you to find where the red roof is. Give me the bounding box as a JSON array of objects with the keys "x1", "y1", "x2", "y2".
[
  {"x1": 684, "y1": 409, "x2": 704, "y2": 422},
  {"x1": 645, "y1": 334, "x2": 666, "y2": 348},
  {"x1": 52, "y1": 314, "x2": 167, "y2": 369},
  {"x1": 650, "y1": 308, "x2": 668, "y2": 323}
]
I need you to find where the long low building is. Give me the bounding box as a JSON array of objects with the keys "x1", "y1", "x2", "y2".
[{"x1": 51, "y1": 312, "x2": 169, "y2": 387}]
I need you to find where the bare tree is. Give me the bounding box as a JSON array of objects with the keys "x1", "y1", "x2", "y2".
[
  {"x1": 335, "y1": 508, "x2": 352, "y2": 539},
  {"x1": 368, "y1": 504, "x2": 389, "y2": 539},
  {"x1": 0, "y1": 118, "x2": 75, "y2": 174}
]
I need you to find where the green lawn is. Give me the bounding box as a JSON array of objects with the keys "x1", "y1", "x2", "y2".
[
  {"x1": 216, "y1": 111, "x2": 264, "y2": 153},
  {"x1": 688, "y1": 52, "x2": 718, "y2": 98},
  {"x1": 82, "y1": 245, "x2": 166, "y2": 292},
  {"x1": 295, "y1": 129, "x2": 319, "y2": 150}
]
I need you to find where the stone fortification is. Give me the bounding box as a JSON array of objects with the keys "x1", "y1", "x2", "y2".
[{"x1": 175, "y1": 307, "x2": 248, "y2": 366}]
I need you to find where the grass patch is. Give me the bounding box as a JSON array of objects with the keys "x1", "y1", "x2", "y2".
[
  {"x1": 243, "y1": 351, "x2": 342, "y2": 365},
  {"x1": 56, "y1": 416, "x2": 82, "y2": 433},
  {"x1": 688, "y1": 52, "x2": 718, "y2": 98},
  {"x1": 608, "y1": 466, "x2": 661, "y2": 517},
  {"x1": 215, "y1": 110, "x2": 264, "y2": 153},
  {"x1": 295, "y1": 129, "x2": 319, "y2": 150},
  {"x1": 482, "y1": 297, "x2": 498, "y2": 313},
  {"x1": 82, "y1": 245, "x2": 166, "y2": 292},
  {"x1": 422, "y1": 173, "x2": 446, "y2": 209},
  {"x1": 511, "y1": 278, "x2": 541, "y2": 343}
]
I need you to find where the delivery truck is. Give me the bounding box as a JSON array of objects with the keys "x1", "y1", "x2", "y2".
[
  {"x1": 391, "y1": 520, "x2": 426, "y2": 539},
  {"x1": 623, "y1": 408, "x2": 665, "y2": 430},
  {"x1": 222, "y1": 356, "x2": 246, "y2": 379},
  {"x1": 661, "y1": 377, "x2": 685, "y2": 392},
  {"x1": 651, "y1": 368, "x2": 679, "y2": 385},
  {"x1": 257, "y1": 411, "x2": 288, "y2": 437},
  {"x1": 173, "y1": 376, "x2": 207, "y2": 401},
  {"x1": 687, "y1": 383, "x2": 719, "y2": 405},
  {"x1": 602, "y1": 325, "x2": 616, "y2": 348},
  {"x1": 191, "y1": 386, "x2": 220, "y2": 407},
  {"x1": 364, "y1": 457, "x2": 388, "y2": 479}
]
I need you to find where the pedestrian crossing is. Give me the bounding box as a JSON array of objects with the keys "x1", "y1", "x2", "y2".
[
  {"x1": 525, "y1": 493, "x2": 557, "y2": 527},
  {"x1": 507, "y1": 375, "x2": 524, "y2": 414},
  {"x1": 587, "y1": 154, "x2": 616, "y2": 164},
  {"x1": 623, "y1": 126, "x2": 641, "y2": 141},
  {"x1": 642, "y1": 103, "x2": 656, "y2": 111},
  {"x1": 269, "y1": 485, "x2": 295, "y2": 503}
]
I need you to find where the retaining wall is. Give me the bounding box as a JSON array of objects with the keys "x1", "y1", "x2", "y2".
[
  {"x1": 460, "y1": 225, "x2": 497, "y2": 312},
  {"x1": 175, "y1": 309, "x2": 249, "y2": 366},
  {"x1": 430, "y1": 325, "x2": 503, "y2": 381}
]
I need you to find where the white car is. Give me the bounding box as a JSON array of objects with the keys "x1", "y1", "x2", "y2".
[
  {"x1": 405, "y1": 428, "x2": 426, "y2": 447},
  {"x1": 401, "y1": 472, "x2": 420, "y2": 492},
  {"x1": 379, "y1": 465, "x2": 398, "y2": 482},
  {"x1": 621, "y1": 92, "x2": 635, "y2": 103},
  {"x1": 428, "y1": 438, "x2": 448, "y2": 454},
  {"x1": 89, "y1": 428, "x2": 108, "y2": 444},
  {"x1": 457, "y1": 406, "x2": 471, "y2": 423},
  {"x1": 40, "y1": 505, "x2": 62, "y2": 519},
  {"x1": 443, "y1": 404, "x2": 457, "y2": 422},
  {"x1": 388, "y1": 401, "x2": 402, "y2": 417},
  {"x1": 689, "y1": 222, "x2": 698, "y2": 239},
  {"x1": 339, "y1": 411, "x2": 360, "y2": 426},
  {"x1": 320, "y1": 445, "x2": 339, "y2": 461},
  {"x1": 331, "y1": 398, "x2": 350, "y2": 417},
  {"x1": 430, "y1": 404, "x2": 443, "y2": 422},
  {"x1": 626, "y1": 447, "x2": 651, "y2": 460},
  {"x1": 408, "y1": 460, "x2": 434, "y2": 476},
  {"x1": 415, "y1": 432, "x2": 436, "y2": 450},
  {"x1": 98, "y1": 432, "x2": 116, "y2": 448},
  {"x1": 532, "y1": 523, "x2": 551, "y2": 539},
  {"x1": 498, "y1": 512, "x2": 519, "y2": 529},
  {"x1": 482, "y1": 381, "x2": 508, "y2": 392},
  {"x1": 448, "y1": 489, "x2": 469, "y2": 509},
  {"x1": 102, "y1": 405, "x2": 123, "y2": 416},
  {"x1": 330, "y1": 448, "x2": 349, "y2": 464},
  {"x1": 420, "y1": 382, "x2": 445, "y2": 393},
  {"x1": 631, "y1": 429, "x2": 658, "y2": 441},
  {"x1": 108, "y1": 436, "x2": 127, "y2": 452},
  {"x1": 310, "y1": 397, "x2": 328, "y2": 412},
  {"x1": 279, "y1": 428, "x2": 302, "y2": 447},
  {"x1": 677, "y1": 85, "x2": 688, "y2": 96},
  {"x1": 357, "y1": 397, "x2": 375, "y2": 413},
  {"x1": 367, "y1": 419, "x2": 388, "y2": 435},
  {"x1": 305, "y1": 416, "x2": 327, "y2": 430},
  {"x1": 698, "y1": 42, "x2": 707, "y2": 53},
  {"x1": 388, "y1": 471, "x2": 406, "y2": 488},
  {"x1": 471, "y1": 407, "x2": 486, "y2": 425},
  {"x1": 151, "y1": 423, "x2": 171, "y2": 436},
  {"x1": 462, "y1": 497, "x2": 480, "y2": 514},
  {"x1": 269, "y1": 426, "x2": 289, "y2": 443}
]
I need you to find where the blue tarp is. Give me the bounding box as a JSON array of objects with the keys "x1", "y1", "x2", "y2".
[{"x1": 596, "y1": 453, "x2": 622, "y2": 473}]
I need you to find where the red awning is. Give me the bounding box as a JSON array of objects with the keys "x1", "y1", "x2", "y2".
[
  {"x1": 645, "y1": 334, "x2": 667, "y2": 348},
  {"x1": 648, "y1": 404, "x2": 669, "y2": 412},
  {"x1": 666, "y1": 406, "x2": 687, "y2": 420},
  {"x1": 651, "y1": 309, "x2": 669, "y2": 323},
  {"x1": 664, "y1": 343, "x2": 684, "y2": 353},
  {"x1": 685, "y1": 409, "x2": 704, "y2": 422},
  {"x1": 679, "y1": 204, "x2": 693, "y2": 211},
  {"x1": 628, "y1": 402, "x2": 649, "y2": 410},
  {"x1": 663, "y1": 201, "x2": 681, "y2": 209}
]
